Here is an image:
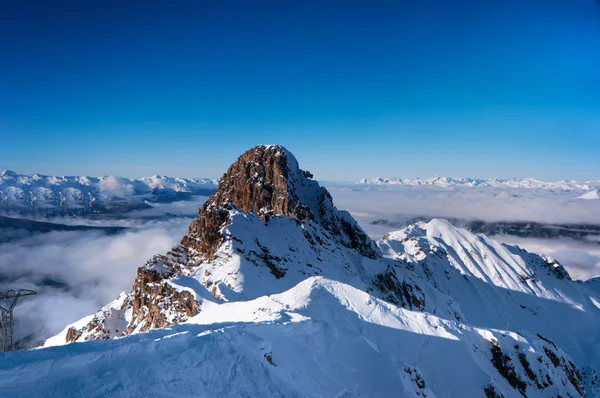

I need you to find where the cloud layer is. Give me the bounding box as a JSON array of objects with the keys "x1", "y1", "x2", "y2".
[
  {"x1": 0, "y1": 218, "x2": 192, "y2": 344},
  {"x1": 493, "y1": 235, "x2": 600, "y2": 281},
  {"x1": 325, "y1": 184, "x2": 600, "y2": 225}
]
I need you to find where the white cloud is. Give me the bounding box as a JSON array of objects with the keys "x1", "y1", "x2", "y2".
[
  {"x1": 325, "y1": 184, "x2": 600, "y2": 225},
  {"x1": 0, "y1": 218, "x2": 192, "y2": 344},
  {"x1": 492, "y1": 235, "x2": 600, "y2": 281}
]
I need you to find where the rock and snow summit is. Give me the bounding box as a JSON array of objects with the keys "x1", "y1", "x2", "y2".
[{"x1": 2, "y1": 145, "x2": 599, "y2": 398}]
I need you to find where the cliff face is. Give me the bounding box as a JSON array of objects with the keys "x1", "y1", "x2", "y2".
[
  {"x1": 182, "y1": 145, "x2": 309, "y2": 259},
  {"x1": 181, "y1": 145, "x2": 377, "y2": 260}
]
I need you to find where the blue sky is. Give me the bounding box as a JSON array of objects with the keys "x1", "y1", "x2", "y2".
[{"x1": 1, "y1": 0, "x2": 599, "y2": 181}]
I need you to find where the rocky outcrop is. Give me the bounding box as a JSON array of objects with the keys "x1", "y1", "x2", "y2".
[
  {"x1": 120, "y1": 246, "x2": 200, "y2": 335},
  {"x1": 65, "y1": 327, "x2": 82, "y2": 343},
  {"x1": 183, "y1": 145, "x2": 312, "y2": 258},
  {"x1": 55, "y1": 246, "x2": 201, "y2": 344},
  {"x1": 371, "y1": 267, "x2": 425, "y2": 311},
  {"x1": 182, "y1": 145, "x2": 377, "y2": 260},
  {"x1": 124, "y1": 268, "x2": 200, "y2": 334}
]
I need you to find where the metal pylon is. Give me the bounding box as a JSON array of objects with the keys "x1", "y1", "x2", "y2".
[{"x1": 0, "y1": 289, "x2": 37, "y2": 352}]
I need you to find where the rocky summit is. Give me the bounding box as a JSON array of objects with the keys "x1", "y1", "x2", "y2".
[
  {"x1": 24, "y1": 145, "x2": 600, "y2": 397},
  {"x1": 182, "y1": 144, "x2": 376, "y2": 260},
  {"x1": 54, "y1": 144, "x2": 385, "y2": 338}
]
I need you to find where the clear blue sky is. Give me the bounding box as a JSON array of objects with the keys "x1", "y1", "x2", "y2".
[{"x1": 1, "y1": 0, "x2": 599, "y2": 181}]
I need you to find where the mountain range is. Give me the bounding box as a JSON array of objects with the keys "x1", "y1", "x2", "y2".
[
  {"x1": 1, "y1": 145, "x2": 599, "y2": 397},
  {"x1": 0, "y1": 170, "x2": 217, "y2": 217},
  {"x1": 2, "y1": 170, "x2": 599, "y2": 219},
  {"x1": 359, "y1": 176, "x2": 600, "y2": 191}
]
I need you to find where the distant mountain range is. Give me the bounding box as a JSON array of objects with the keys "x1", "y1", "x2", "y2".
[
  {"x1": 0, "y1": 170, "x2": 218, "y2": 217},
  {"x1": 358, "y1": 176, "x2": 600, "y2": 190},
  {"x1": 3, "y1": 170, "x2": 598, "y2": 218}
]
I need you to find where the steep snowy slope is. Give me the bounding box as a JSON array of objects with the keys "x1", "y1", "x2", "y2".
[
  {"x1": 378, "y1": 220, "x2": 600, "y2": 377},
  {"x1": 0, "y1": 170, "x2": 217, "y2": 217},
  {"x1": 3, "y1": 145, "x2": 599, "y2": 397},
  {"x1": 6, "y1": 278, "x2": 590, "y2": 398},
  {"x1": 359, "y1": 176, "x2": 599, "y2": 190}
]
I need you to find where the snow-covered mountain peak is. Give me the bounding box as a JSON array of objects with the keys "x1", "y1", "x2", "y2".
[
  {"x1": 380, "y1": 218, "x2": 574, "y2": 298},
  {"x1": 182, "y1": 144, "x2": 377, "y2": 260},
  {"x1": 33, "y1": 146, "x2": 600, "y2": 397},
  {"x1": 0, "y1": 170, "x2": 18, "y2": 178}
]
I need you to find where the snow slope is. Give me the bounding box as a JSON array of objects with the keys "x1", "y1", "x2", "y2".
[
  {"x1": 359, "y1": 176, "x2": 599, "y2": 190},
  {"x1": 2, "y1": 278, "x2": 591, "y2": 398},
  {"x1": 0, "y1": 170, "x2": 217, "y2": 217}
]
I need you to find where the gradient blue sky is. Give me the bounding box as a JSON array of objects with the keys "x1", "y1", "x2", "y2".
[{"x1": 1, "y1": 0, "x2": 599, "y2": 181}]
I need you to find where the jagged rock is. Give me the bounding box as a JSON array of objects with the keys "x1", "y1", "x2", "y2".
[
  {"x1": 372, "y1": 268, "x2": 425, "y2": 311},
  {"x1": 182, "y1": 145, "x2": 378, "y2": 260},
  {"x1": 65, "y1": 327, "x2": 81, "y2": 343},
  {"x1": 125, "y1": 267, "x2": 200, "y2": 334}
]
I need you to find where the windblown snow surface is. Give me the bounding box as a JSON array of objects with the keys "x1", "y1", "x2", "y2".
[{"x1": 4, "y1": 275, "x2": 595, "y2": 398}]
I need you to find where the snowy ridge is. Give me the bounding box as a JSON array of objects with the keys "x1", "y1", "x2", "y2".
[
  {"x1": 359, "y1": 176, "x2": 599, "y2": 190},
  {"x1": 5, "y1": 277, "x2": 593, "y2": 397},
  {"x1": 0, "y1": 170, "x2": 217, "y2": 216},
  {"x1": 379, "y1": 219, "x2": 573, "y2": 299}
]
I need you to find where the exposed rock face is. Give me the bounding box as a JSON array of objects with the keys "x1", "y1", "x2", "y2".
[
  {"x1": 372, "y1": 268, "x2": 425, "y2": 311},
  {"x1": 182, "y1": 145, "x2": 377, "y2": 260},
  {"x1": 119, "y1": 245, "x2": 201, "y2": 335},
  {"x1": 125, "y1": 268, "x2": 199, "y2": 334},
  {"x1": 65, "y1": 327, "x2": 81, "y2": 343},
  {"x1": 54, "y1": 245, "x2": 201, "y2": 344},
  {"x1": 182, "y1": 145, "x2": 313, "y2": 258}
]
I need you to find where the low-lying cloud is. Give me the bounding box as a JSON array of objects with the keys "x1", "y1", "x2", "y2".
[
  {"x1": 325, "y1": 184, "x2": 600, "y2": 225},
  {"x1": 0, "y1": 218, "x2": 192, "y2": 345},
  {"x1": 493, "y1": 236, "x2": 600, "y2": 281}
]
